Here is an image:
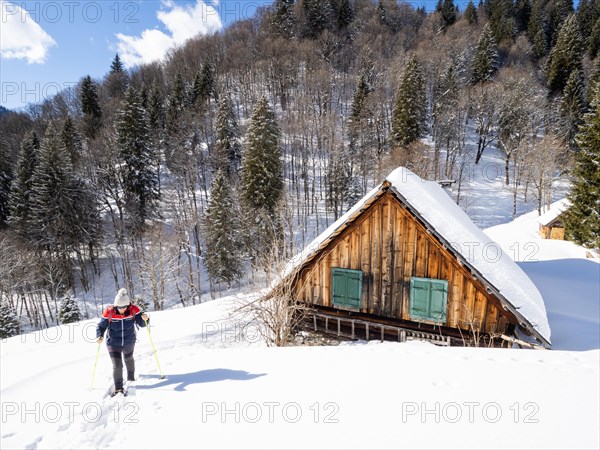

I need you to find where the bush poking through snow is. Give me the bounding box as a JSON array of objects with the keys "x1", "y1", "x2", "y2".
[
  {"x1": 0, "y1": 302, "x2": 20, "y2": 338},
  {"x1": 58, "y1": 295, "x2": 81, "y2": 324}
]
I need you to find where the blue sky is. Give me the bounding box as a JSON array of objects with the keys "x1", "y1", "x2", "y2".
[{"x1": 0, "y1": 0, "x2": 274, "y2": 110}]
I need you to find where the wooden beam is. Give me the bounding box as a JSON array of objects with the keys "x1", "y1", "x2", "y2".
[{"x1": 500, "y1": 334, "x2": 546, "y2": 350}]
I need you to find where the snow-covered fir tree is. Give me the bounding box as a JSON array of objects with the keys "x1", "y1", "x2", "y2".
[
  {"x1": 7, "y1": 131, "x2": 40, "y2": 241},
  {"x1": 271, "y1": 0, "x2": 296, "y2": 38},
  {"x1": 471, "y1": 24, "x2": 499, "y2": 84},
  {"x1": 106, "y1": 54, "x2": 128, "y2": 100},
  {"x1": 58, "y1": 295, "x2": 81, "y2": 324},
  {"x1": 546, "y1": 13, "x2": 584, "y2": 96},
  {"x1": 166, "y1": 72, "x2": 186, "y2": 141},
  {"x1": 392, "y1": 55, "x2": 427, "y2": 147},
  {"x1": 204, "y1": 170, "x2": 243, "y2": 287},
  {"x1": 116, "y1": 87, "x2": 160, "y2": 233},
  {"x1": 560, "y1": 69, "x2": 586, "y2": 151},
  {"x1": 564, "y1": 84, "x2": 600, "y2": 249},
  {"x1": 241, "y1": 96, "x2": 283, "y2": 216},
  {"x1": 241, "y1": 96, "x2": 284, "y2": 265},
  {"x1": 61, "y1": 116, "x2": 82, "y2": 169},
  {"x1": 303, "y1": 0, "x2": 334, "y2": 38},
  {"x1": 27, "y1": 123, "x2": 100, "y2": 254},
  {"x1": 80, "y1": 75, "x2": 102, "y2": 140},
  {"x1": 0, "y1": 302, "x2": 20, "y2": 338},
  {"x1": 214, "y1": 93, "x2": 242, "y2": 177},
  {"x1": 0, "y1": 140, "x2": 12, "y2": 228}
]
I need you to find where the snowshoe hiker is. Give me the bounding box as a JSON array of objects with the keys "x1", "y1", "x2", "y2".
[{"x1": 96, "y1": 288, "x2": 149, "y2": 396}]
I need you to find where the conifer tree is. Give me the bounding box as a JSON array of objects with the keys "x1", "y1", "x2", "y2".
[
  {"x1": 148, "y1": 83, "x2": 165, "y2": 132},
  {"x1": 589, "y1": 16, "x2": 600, "y2": 59},
  {"x1": 116, "y1": 87, "x2": 159, "y2": 233},
  {"x1": 241, "y1": 96, "x2": 283, "y2": 216},
  {"x1": 58, "y1": 295, "x2": 81, "y2": 324},
  {"x1": 28, "y1": 123, "x2": 100, "y2": 254},
  {"x1": 303, "y1": 0, "x2": 334, "y2": 38},
  {"x1": 271, "y1": 0, "x2": 296, "y2": 38},
  {"x1": 528, "y1": 0, "x2": 549, "y2": 58},
  {"x1": 241, "y1": 96, "x2": 284, "y2": 267},
  {"x1": 392, "y1": 56, "x2": 427, "y2": 147},
  {"x1": 471, "y1": 24, "x2": 500, "y2": 84},
  {"x1": 196, "y1": 62, "x2": 215, "y2": 103},
  {"x1": 350, "y1": 73, "x2": 371, "y2": 121},
  {"x1": 147, "y1": 83, "x2": 165, "y2": 194},
  {"x1": 440, "y1": 0, "x2": 457, "y2": 30},
  {"x1": 8, "y1": 132, "x2": 40, "y2": 241},
  {"x1": 514, "y1": 0, "x2": 531, "y2": 32},
  {"x1": 0, "y1": 141, "x2": 14, "y2": 228},
  {"x1": 61, "y1": 116, "x2": 82, "y2": 168},
  {"x1": 337, "y1": 0, "x2": 354, "y2": 31},
  {"x1": 214, "y1": 93, "x2": 242, "y2": 177},
  {"x1": 589, "y1": 58, "x2": 600, "y2": 105},
  {"x1": 464, "y1": 0, "x2": 478, "y2": 25},
  {"x1": 577, "y1": 0, "x2": 598, "y2": 51},
  {"x1": 106, "y1": 54, "x2": 128, "y2": 99},
  {"x1": 547, "y1": 0, "x2": 574, "y2": 48},
  {"x1": 564, "y1": 85, "x2": 600, "y2": 249},
  {"x1": 349, "y1": 73, "x2": 374, "y2": 187},
  {"x1": 0, "y1": 302, "x2": 20, "y2": 339},
  {"x1": 204, "y1": 170, "x2": 243, "y2": 287},
  {"x1": 166, "y1": 73, "x2": 186, "y2": 137},
  {"x1": 547, "y1": 13, "x2": 584, "y2": 96},
  {"x1": 560, "y1": 69, "x2": 586, "y2": 151},
  {"x1": 80, "y1": 75, "x2": 102, "y2": 140},
  {"x1": 489, "y1": 0, "x2": 515, "y2": 43}
]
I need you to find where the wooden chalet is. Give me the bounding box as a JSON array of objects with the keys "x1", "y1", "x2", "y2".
[
  {"x1": 538, "y1": 199, "x2": 570, "y2": 240},
  {"x1": 281, "y1": 168, "x2": 551, "y2": 348}
]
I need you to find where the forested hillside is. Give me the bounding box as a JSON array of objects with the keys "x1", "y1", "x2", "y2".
[{"x1": 0, "y1": 0, "x2": 598, "y2": 336}]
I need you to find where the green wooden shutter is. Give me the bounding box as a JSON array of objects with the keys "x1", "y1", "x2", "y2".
[
  {"x1": 410, "y1": 277, "x2": 448, "y2": 323},
  {"x1": 332, "y1": 268, "x2": 362, "y2": 309},
  {"x1": 410, "y1": 279, "x2": 431, "y2": 317},
  {"x1": 429, "y1": 280, "x2": 448, "y2": 322}
]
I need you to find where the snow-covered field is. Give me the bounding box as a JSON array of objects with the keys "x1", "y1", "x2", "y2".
[{"x1": 1, "y1": 197, "x2": 599, "y2": 449}]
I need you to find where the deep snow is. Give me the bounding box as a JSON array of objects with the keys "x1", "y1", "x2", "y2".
[{"x1": 1, "y1": 202, "x2": 599, "y2": 449}]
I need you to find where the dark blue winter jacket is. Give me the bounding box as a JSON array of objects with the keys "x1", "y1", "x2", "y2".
[{"x1": 96, "y1": 304, "x2": 148, "y2": 347}]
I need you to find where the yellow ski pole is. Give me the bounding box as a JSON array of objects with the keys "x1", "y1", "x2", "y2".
[
  {"x1": 144, "y1": 318, "x2": 165, "y2": 379},
  {"x1": 89, "y1": 341, "x2": 102, "y2": 390}
]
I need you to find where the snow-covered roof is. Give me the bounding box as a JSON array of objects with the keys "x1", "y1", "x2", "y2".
[
  {"x1": 537, "y1": 198, "x2": 571, "y2": 226},
  {"x1": 284, "y1": 167, "x2": 551, "y2": 346}
]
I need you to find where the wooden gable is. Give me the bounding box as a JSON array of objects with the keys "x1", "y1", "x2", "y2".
[{"x1": 291, "y1": 189, "x2": 518, "y2": 338}]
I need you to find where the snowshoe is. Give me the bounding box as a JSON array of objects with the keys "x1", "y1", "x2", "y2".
[{"x1": 111, "y1": 387, "x2": 125, "y2": 397}]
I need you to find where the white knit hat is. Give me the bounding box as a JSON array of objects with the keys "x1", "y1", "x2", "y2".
[{"x1": 114, "y1": 288, "x2": 130, "y2": 307}]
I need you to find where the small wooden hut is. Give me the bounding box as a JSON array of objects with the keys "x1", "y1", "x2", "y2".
[
  {"x1": 281, "y1": 168, "x2": 551, "y2": 348},
  {"x1": 538, "y1": 199, "x2": 570, "y2": 240}
]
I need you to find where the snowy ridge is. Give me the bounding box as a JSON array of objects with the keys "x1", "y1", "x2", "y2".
[{"x1": 284, "y1": 167, "x2": 551, "y2": 344}]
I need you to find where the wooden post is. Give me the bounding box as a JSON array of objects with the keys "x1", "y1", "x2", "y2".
[{"x1": 351, "y1": 320, "x2": 355, "y2": 339}]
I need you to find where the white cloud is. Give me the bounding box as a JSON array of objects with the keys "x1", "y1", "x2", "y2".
[
  {"x1": 116, "y1": 0, "x2": 222, "y2": 68},
  {"x1": 0, "y1": 0, "x2": 56, "y2": 64}
]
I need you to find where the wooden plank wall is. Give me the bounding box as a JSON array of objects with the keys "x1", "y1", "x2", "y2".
[{"x1": 294, "y1": 192, "x2": 515, "y2": 336}]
